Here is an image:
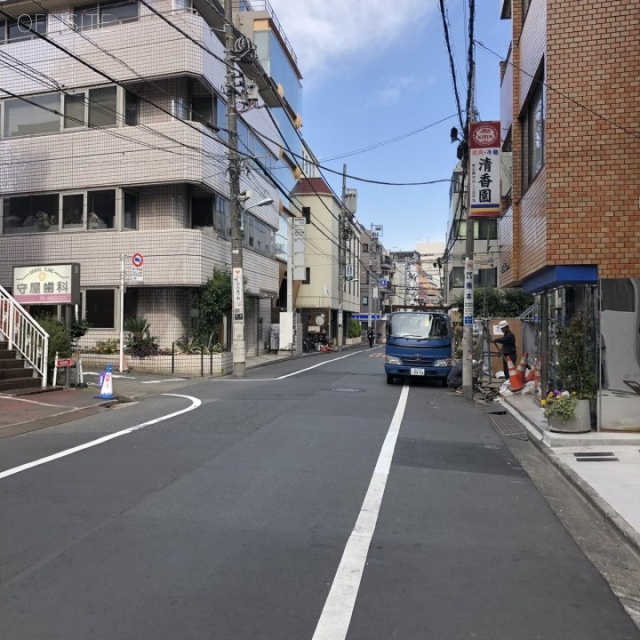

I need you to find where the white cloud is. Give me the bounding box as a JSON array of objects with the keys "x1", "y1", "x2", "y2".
[{"x1": 267, "y1": 0, "x2": 435, "y2": 80}]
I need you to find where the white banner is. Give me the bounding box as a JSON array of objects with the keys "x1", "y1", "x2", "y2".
[
  {"x1": 293, "y1": 217, "x2": 306, "y2": 281},
  {"x1": 232, "y1": 267, "x2": 244, "y2": 320}
]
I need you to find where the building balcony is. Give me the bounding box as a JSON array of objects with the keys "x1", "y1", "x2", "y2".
[{"x1": 380, "y1": 256, "x2": 394, "y2": 271}]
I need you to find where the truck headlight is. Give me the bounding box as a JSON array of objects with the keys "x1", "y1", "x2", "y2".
[
  {"x1": 433, "y1": 358, "x2": 452, "y2": 367},
  {"x1": 385, "y1": 356, "x2": 402, "y2": 365}
]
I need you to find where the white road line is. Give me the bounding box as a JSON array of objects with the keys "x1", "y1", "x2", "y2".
[
  {"x1": 312, "y1": 385, "x2": 410, "y2": 640},
  {"x1": 0, "y1": 394, "x2": 202, "y2": 481},
  {"x1": 276, "y1": 351, "x2": 361, "y2": 379}
]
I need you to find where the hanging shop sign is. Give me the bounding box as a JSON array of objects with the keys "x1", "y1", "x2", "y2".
[
  {"x1": 13, "y1": 263, "x2": 80, "y2": 305},
  {"x1": 469, "y1": 121, "x2": 501, "y2": 218}
]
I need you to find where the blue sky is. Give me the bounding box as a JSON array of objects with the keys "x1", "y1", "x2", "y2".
[{"x1": 268, "y1": 0, "x2": 512, "y2": 251}]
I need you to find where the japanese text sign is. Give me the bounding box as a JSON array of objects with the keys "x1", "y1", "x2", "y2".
[
  {"x1": 13, "y1": 263, "x2": 80, "y2": 305},
  {"x1": 469, "y1": 121, "x2": 501, "y2": 218}
]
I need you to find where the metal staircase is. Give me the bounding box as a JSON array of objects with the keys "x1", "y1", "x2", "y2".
[{"x1": 0, "y1": 284, "x2": 49, "y2": 393}]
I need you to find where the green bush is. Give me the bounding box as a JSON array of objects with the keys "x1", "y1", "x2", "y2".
[
  {"x1": 124, "y1": 317, "x2": 161, "y2": 358},
  {"x1": 95, "y1": 338, "x2": 120, "y2": 354},
  {"x1": 37, "y1": 316, "x2": 72, "y2": 375},
  {"x1": 347, "y1": 319, "x2": 362, "y2": 338}
]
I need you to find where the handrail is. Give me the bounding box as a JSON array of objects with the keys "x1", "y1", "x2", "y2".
[{"x1": 0, "y1": 284, "x2": 49, "y2": 387}]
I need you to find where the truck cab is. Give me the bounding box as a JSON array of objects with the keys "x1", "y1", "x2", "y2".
[{"x1": 384, "y1": 311, "x2": 453, "y2": 385}]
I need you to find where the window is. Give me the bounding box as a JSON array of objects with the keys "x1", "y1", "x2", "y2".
[
  {"x1": 302, "y1": 268, "x2": 311, "y2": 285},
  {"x1": 87, "y1": 190, "x2": 115, "y2": 229},
  {"x1": 85, "y1": 290, "x2": 115, "y2": 328},
  {"x1": 123, "y1": 192, "x2": 138, "y2": 229},
  {"x1": 522, "y1": 73, "x2": 545, "y2": 189},
  {"x1": 215, "y1": 196, "x2": 230, "y2": 237},
  {"x1": 362, "y1": 296, "x2": 369, "y2": 306},
  {"x1": 62, "y1": 194, "x2": 84, "y2": 229},
  {"x1": 125, "y1": 91, "x2": 138, "y2": 126},
  {"x1": 72, "y1": 1, "x2": 138, "y2": 31},
  {"x1": 88, "y1": 87, "x2": 117, "y2": 127},
  {"x1": 2, "y1": 194, "x2": 59, "y2": 234},
  {"x1": 64, "y1": 93, "x2": 85, "y2": 129},
  {"x1": 474, "y1": 219, "x2": 498, "y2": 240},
  {"x1": 191, "y1": 96, "x2": 214, "y2": 128},
  {"x1": 362, "y1": 243, "x2": 369, "y2": 253},
  {"x1": 192, "y1": 197, "x2": 213, "y2": 227},
  {"x1": 4, "y1": 94, "x2": 60, "y2": 137},
  {"x1": 450, "y1": 267, "x2": 464, "y2": 289},
  {"x1": 0, "y1": 14, "x2": 47, "y2": 44},
  {"x1": 475, "y1": 268, "x2": 497, "y2": 287}
]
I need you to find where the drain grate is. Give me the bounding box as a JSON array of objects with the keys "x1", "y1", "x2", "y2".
[
  {"x1": 574, "y1": 452, "x2": 619, "y2": 462},
  {"x1": 488, "y1": 411, "x2": 529, "y2": 441}
]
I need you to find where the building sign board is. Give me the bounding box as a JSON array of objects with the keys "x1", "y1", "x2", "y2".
[
  {"x1": 13, "y1": 263, "x2": 80, "y2": 305},
  {"x1": 232, "y1": 267, "x2": 244, "y2": 321},
  {"x1": 292, "y1": 217, "x2": 306, "y2": 280},
  {"x1": 469, "y1": 121, "x2": 501, "y2": 218}
]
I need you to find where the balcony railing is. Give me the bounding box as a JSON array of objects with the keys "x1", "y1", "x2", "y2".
[{"x1": 239, "y1": 0, "x2": 297, "y2": 65}]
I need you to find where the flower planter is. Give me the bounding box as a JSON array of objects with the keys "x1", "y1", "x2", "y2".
[{"x1": 549, "y1": 398, "x2": 591, "y2": 433}]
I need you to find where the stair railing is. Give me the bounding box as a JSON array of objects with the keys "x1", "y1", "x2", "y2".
[{"x1": 0, "y1": 284, "x2": 49, "y2": 387}]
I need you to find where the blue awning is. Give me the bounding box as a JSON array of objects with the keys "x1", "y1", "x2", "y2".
[{"x1": 522, "y1": 265, "x2": 598, "y2": 294}]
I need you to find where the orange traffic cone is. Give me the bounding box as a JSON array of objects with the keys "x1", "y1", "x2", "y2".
[
  {"x1": 506, "y1": 356, "x2": 525, "y2": 392},
  {"x1": 516, "y1": 353, "x2": 528, "y2": 385},
  {"x1": 525, "y1": 359, "x2": 536, "y2": 384}
]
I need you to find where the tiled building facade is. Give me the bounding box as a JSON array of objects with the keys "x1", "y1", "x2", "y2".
[
  {"x1": 0, "y1": 0, "x2": 301, "y2": 355},
  {"x1": 499, "y1": 0, "x2": 640, "y2": 429}
]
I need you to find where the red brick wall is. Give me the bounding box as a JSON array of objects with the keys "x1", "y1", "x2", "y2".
[{"x1": 501, "y1": 0, "x2": 640, "y2": 284}]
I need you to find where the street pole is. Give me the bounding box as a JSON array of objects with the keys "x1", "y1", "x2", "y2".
[
  {"x1": 287, "y1": 214, "x2": 294, "y2": 350},
  {"x1": 337, "y1": 164, "x2": 346, "y2": 351},
  {"x1": 119, "y1": 253, "x2": 125, "y2": 373},
  {"x1": 462, "y1": 61, "x2": 476, "y2": 399},
  {"x1": 225, "y1": 3, "x2": 245, "y2": 377}
]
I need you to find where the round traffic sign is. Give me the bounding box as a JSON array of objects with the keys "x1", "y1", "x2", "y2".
[{"x1": 132, "y1": 253, "x2": 144, "y2": 267}]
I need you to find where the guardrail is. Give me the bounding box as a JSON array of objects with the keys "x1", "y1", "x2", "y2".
[{"x1": 0, "y1": 284, "x2": 49, "y2": 387}]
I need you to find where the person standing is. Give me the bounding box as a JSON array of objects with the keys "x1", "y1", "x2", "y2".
[
  {"x1": 492, "y1": 320, "x2": 517, "y2": 381},
  {"x1": 367, "y1": 327, "x2": 376, "y2": 348}
]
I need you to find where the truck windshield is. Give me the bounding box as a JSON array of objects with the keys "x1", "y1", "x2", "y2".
[{"x1": 390, "y1": 314, "x2": 450, "y2": 339}]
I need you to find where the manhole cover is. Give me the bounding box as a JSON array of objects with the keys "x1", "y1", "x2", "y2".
[{"x1": 331, "y1": 388, "x2": 362, "y2": 393}]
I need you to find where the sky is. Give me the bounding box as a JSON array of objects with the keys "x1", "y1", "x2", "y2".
[{"x1": 267, "y1": 0, "x2": 512, "y2": 252}]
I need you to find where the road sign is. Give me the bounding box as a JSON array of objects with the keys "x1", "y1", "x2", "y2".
[
  {"x1": 55, "y1": 358, "x2": 75, "y2": 367},
  {"x1": 131, "y1": 253, "x2": 144, "y2": 267},
  {"x1": 131, "y1": 266, "x2": 143, "y2": 282}
]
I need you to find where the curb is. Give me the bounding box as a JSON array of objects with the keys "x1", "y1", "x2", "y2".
[{"x1": 502, "y1": 400, "x2": 640, "y2": 557}]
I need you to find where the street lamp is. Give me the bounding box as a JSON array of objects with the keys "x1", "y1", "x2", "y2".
[{"x1": 231, "y1": 195, "x2": 274, "y2": 377}]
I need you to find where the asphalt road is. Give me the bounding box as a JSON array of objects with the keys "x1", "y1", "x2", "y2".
[{"x1": 1, "y1": 348, "x2": 639, "y2": 639}]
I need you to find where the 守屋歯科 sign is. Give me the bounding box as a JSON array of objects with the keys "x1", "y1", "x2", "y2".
[{"x1": 13, "y1": 264, "x2": 80, "y2": 305}]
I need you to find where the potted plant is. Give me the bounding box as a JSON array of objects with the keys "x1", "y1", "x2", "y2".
[{"x1": 546, "y1": 313, "x2": 597, "y2": 433}]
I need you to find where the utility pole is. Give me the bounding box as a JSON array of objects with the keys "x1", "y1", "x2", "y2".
[
  {"x1": 462, "y1": 60, "x2": 476, "y2": 399},
  {"x1": 225, "y1": 2, "x2": 245, "y2": 377},
  {"x1": 337, "y1": 164, "x2": 347, "y2": 351}
]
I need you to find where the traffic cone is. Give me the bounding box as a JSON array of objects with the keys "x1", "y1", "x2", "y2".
[
  {"x1": 95, "y1": 363, "x2": 117, "y2": 400},
  {"x1": 516, "y1": 352, "x2": 528, "y2": 385},
  {"x1": 506, "y1": 356, "x2": 525, "y2": 392}
]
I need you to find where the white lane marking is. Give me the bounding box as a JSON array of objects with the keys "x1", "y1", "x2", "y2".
[
  {"x1": 141, "y1": 379, "x2": 186, "y2": 384},
  {"x1": 0, "y1": 394, "x2": 202, "y2": 481},
  {"x1": 276, "y1": 351, "x2": 361, "y2": 379},
  {"x1": 312, "y1": 385, "x2": 410, "y2": 640},
  {"x1": 0, "y1": 396, "x2": 71, "y2": 409}
]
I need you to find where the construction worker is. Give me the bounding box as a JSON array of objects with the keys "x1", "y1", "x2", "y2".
[{"x1": 492, "y1": 320, "x2": 517, "y2": 381}]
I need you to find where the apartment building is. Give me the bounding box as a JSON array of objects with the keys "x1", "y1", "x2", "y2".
[
  {"x1": 499, "y1": 0, "x2": 640, "y2": 429},
  {"x1": 290, "y1": 176, "x2": 360, "y2": 345},
  {"x1": 0, "y1": 0, "x2": 302, "y2": 356}
]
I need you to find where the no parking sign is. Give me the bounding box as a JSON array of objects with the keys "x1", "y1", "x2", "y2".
[{"x1": 131, "y1": 253, "x2": 144, "y2": 267}]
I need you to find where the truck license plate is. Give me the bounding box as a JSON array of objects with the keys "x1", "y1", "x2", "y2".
[{"x1": 410, "y1": 368, "x2": 425, "y2": 376}]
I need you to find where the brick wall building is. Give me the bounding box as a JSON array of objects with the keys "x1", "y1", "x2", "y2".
[{"x1": 499, "y1": 0, "x2": 640, "y2": 429}]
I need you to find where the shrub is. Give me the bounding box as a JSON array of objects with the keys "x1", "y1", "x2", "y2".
[
  {"x1": 95, "y1": 338, "x2": 120, "y2": 354},
  {"x1": 347, "y1": 319, "x2": 362, "y2": 338},
  {"x1": 37, "y1": 316, "x2": 72, "y2": 376},
  {"x1": 542, "y1": 391, "x2": 578, "y2": 423},
  {"x1": 124, "y1": 317, "x2": 161, "y2": 358}
]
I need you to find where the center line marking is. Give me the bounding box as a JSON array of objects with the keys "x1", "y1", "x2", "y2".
[{"x1": 312, "y1": 385, "x2": 410, "y2": 640}]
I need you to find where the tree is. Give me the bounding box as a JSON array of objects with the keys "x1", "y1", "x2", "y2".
[{"x1": 452, "y1": 286, "x2": 534, "y2": 318}]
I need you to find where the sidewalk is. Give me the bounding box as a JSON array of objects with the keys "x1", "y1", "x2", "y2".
[{"x1": 503, "y1": 393, "x2": 640, "y2": 555}]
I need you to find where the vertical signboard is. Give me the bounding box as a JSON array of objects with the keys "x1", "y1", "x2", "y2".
[
  {"x1": 292, "y1": 217, "x2": 306, "y2": 280},
  {"x1": 232, "y1": 267, "x2": 244, "y2": 321},
  {"x1": 463, "y1": 258, "x2": 474, "y2": 326},
  {"x1": 469, "y1": 121, "x2": 501, "y2": 217}
]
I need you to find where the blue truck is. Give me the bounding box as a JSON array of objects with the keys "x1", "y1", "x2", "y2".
[{"x1": 384, "y1": 311, "x2": 453, "y2": 385}]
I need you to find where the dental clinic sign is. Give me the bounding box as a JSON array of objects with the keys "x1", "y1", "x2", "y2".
[
  {"x1": 469, "y1": 121, "x2": 501, "y2": 218},
  {"x1": 13, "y1": 264, "x2": 80, "y2": 305}
]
